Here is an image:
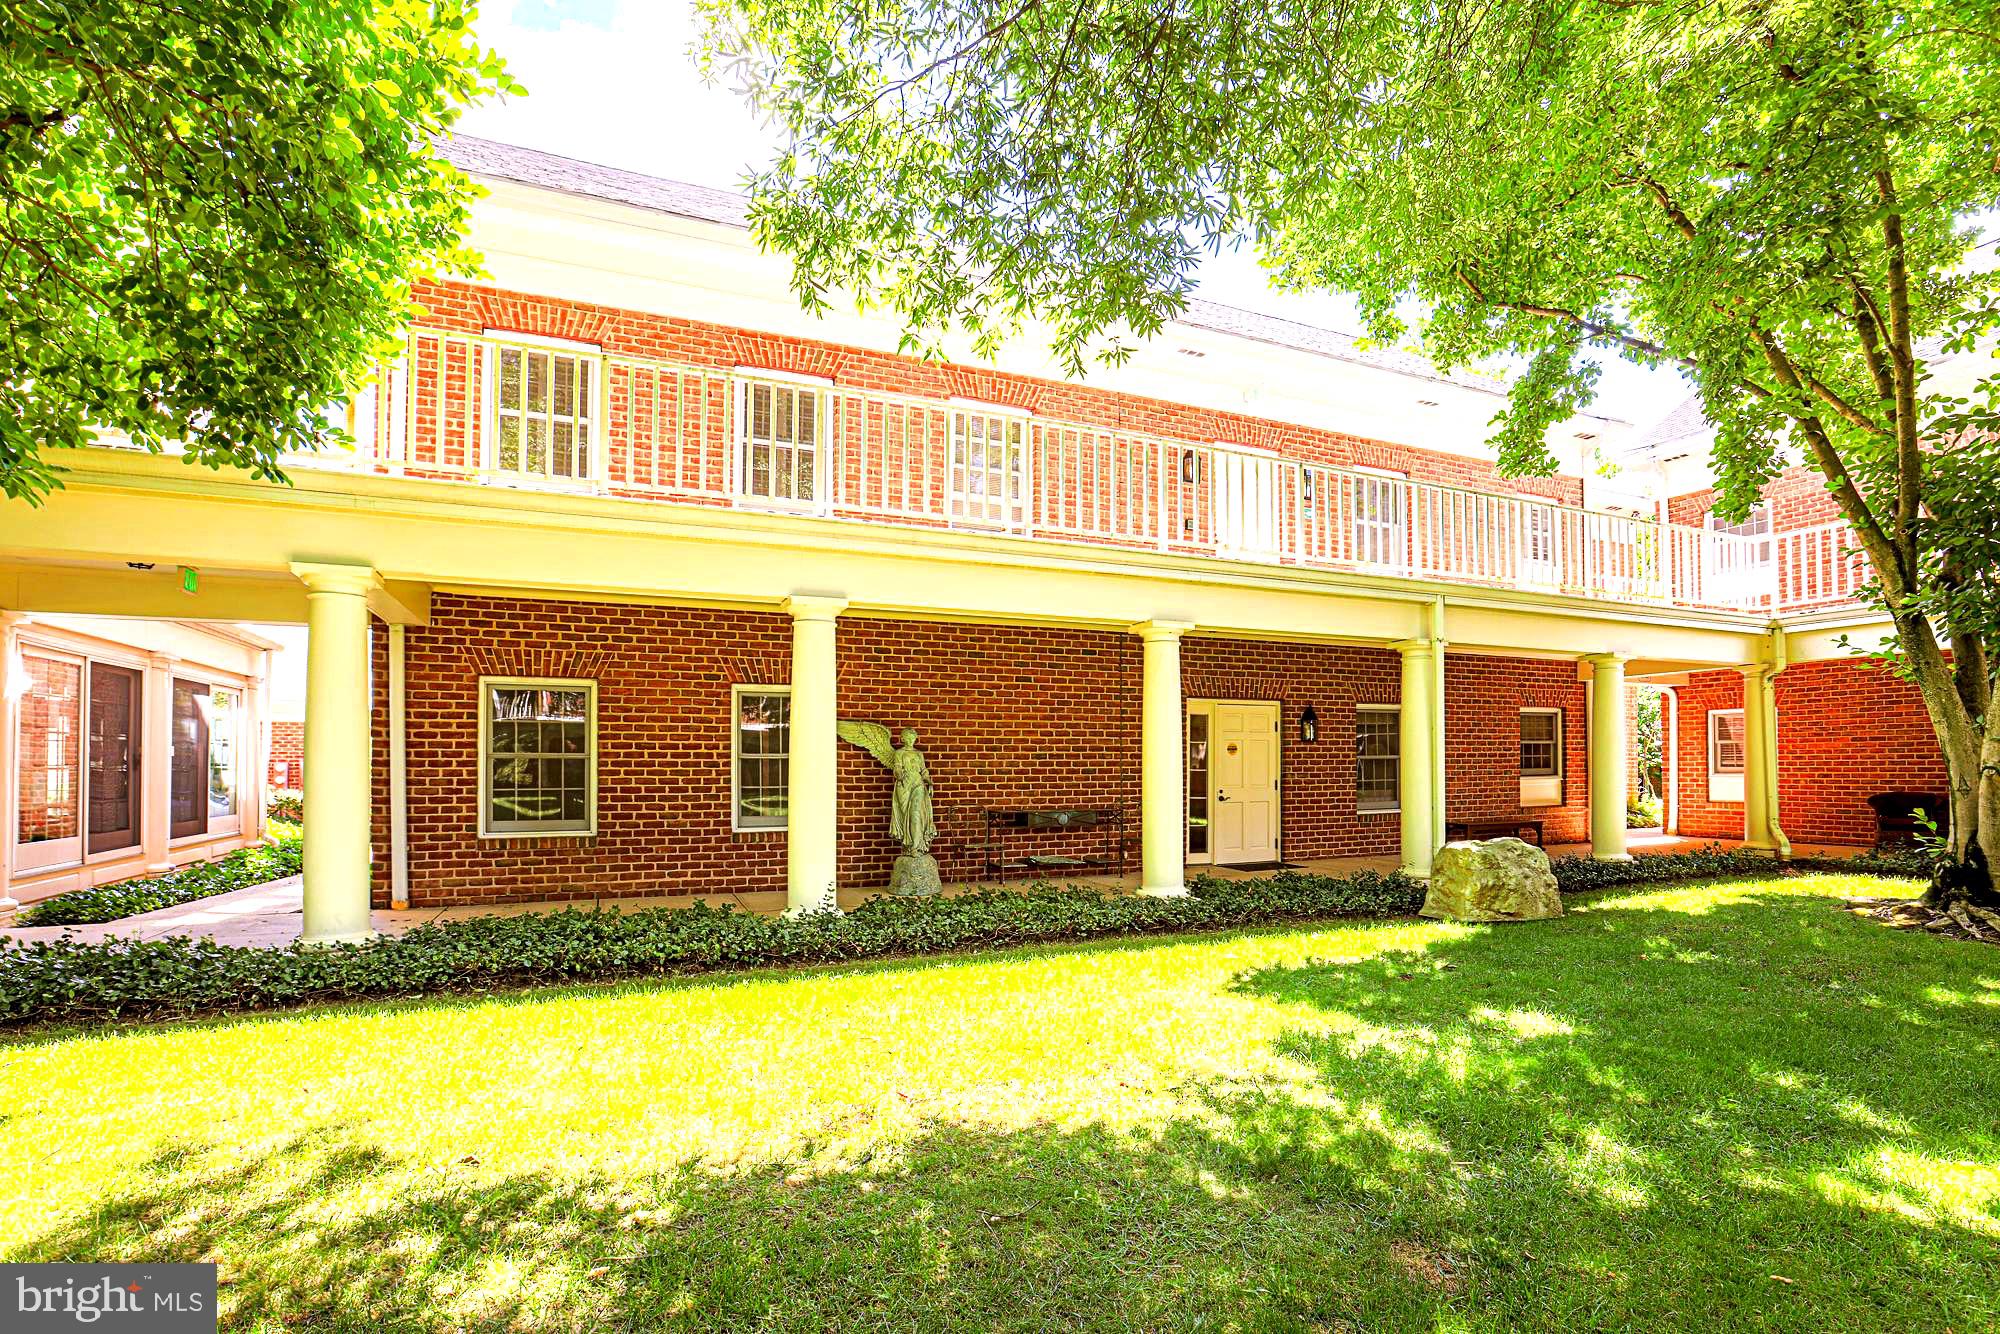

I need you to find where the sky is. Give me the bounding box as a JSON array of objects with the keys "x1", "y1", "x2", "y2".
[{"x1": 455, "y1": 0, "x2": 1694, "y2": 432}]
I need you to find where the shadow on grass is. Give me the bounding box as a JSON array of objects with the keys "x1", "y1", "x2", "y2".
[{"x1": 13, "y1": 885, "x2": 2000, "y2": 1330}]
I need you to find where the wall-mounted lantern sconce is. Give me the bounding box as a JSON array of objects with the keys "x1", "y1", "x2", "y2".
[
  {"x1": 1302, "y1": 471, "x2": 1314, "y2": 502},
  {"x1": 1181, "y1": 450, "x2": 1198, "y2": 484},
  {"x1": 1300, "y1": 706, "x2": 1319, "y2": 743}
]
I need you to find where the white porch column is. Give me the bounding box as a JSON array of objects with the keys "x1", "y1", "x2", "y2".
[
  {"x1": 1740, "y1": 665, "x2": 1781, "y2": 852},
  {"x1": 1133, "y1": 619, "x2": 1194, "y2": 898},
  {"x1": 1392, "y1": 638, "x2": 1438, "y2": 880},
  {"x1": 139, "y1": 651, "x2": 178, "y2": 873},
  {"x1": 293, "y1": 562, "x2": 378, "y2": 944},
  {"x1": 0, "y1": 611, "x2": 24, "y2": 912},
  {"x1": 1586, "y1": 652, "x2": 1632, "y2": 862},
  {"x1": 785, "y1": 595, "x2": 848, "y2": 916}
]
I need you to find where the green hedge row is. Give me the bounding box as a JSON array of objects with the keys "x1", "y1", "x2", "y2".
[
  {"x1": 13, "y1": 827, "x2": 304, "y2": 928},
  {"x1": 0, "y1": 845, "x2": 1890, "y2": 1029}
]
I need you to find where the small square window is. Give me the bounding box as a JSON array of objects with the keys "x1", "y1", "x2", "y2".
[
  {"x1": 479, "y1": 679, "x2": 596, "y2": 836},
  {"x1": 1710, "y1": 709, "x2": 1746, "y2": 775},
  {"x1": 733, "y1": 687, "x2": 792, "y2": 830}
]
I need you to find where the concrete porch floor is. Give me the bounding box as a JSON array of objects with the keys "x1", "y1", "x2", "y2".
[{"x1": 0, "y1": 834, "x2": 1873, "y2": 950}]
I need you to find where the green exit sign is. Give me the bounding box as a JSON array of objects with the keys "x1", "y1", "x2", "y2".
[{"x1": 180, "y1": 566, "x2": 199, "y2": 594}]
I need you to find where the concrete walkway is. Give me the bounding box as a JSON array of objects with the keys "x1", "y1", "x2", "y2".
[{"x1": 1, "y1": 835, "x2": 1870, "y2": 950}]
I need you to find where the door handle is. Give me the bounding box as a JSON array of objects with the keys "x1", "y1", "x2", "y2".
[{"x1": 1216, "y1": 793, "x2": 1230, "y2": 802}]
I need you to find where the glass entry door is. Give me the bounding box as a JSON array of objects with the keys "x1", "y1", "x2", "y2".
[
  {"x1": 86, "y1": 663, "x2": 142, "y2": 854},
  {"x1": 16, "y1": 652, "x2": 84, "y2": 872},
  {"x1": 170, "y1": 678, "x2": 211, "y2": 840}
]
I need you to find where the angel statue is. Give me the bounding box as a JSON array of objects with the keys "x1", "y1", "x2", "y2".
[{"x1": 837, "y1": 721, "x2": 941, "y2": 895}]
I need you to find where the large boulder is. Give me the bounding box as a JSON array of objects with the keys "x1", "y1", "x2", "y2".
[{"x1": 1421, "y1": 838, "x2": 1563, "y2": 922}]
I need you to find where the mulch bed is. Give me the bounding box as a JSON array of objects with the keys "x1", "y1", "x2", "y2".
[{"x1": 1841, "y1": 894, "x2": 2000, "y2": 947}]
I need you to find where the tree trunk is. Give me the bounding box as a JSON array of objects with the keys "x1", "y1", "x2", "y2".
[{"x1": 1907, "y1": 652, "x2": 2000, "y2": 911}]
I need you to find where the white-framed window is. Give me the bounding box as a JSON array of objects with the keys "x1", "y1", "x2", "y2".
[
  {"x1": 732, "y1": 685, "x2": 792, "y2": 831},
  {"x1": 735, "y1": 375, "x2": 825, "y2": 509},
  {"x1": 948, "y1": 404, "x2": 1029, "y2": 529},
  {"x1": 1352, "y1": 467, "x2": 1408, "y2": 569},
  {"x1": 1520, "y1": 707, "x2": 1564, "y2": 807},
  {"x1": 1356, "y1": 705, "x2": 1401, "y2": 813},
  {"x1": 484, "y1": 333, "x2": 601, "y2": 482},
  {"x1": 478, "y1": 678, "x2": 597, "y2": 837},
  {"x1": 1707, "y1": 503, "x2": 1773, "y2": 565},
  {"x1": 1707, "y1": 708, "x2": 1746, "y2": 803},
  {"x1": 1710, "y1": 709, "x2": 1745, "y2": 773}
]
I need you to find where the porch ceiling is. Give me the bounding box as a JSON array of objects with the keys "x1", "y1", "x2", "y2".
[{"x1": 2, "y1": 447, "x2": 1771, "y2": 667}]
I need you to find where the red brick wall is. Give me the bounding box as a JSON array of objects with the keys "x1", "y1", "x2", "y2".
[
  {"x1": 1668, "y1": 466, "x2": 1844, "y2": 530},
  {"x1": 1444, "y1": 655, "x2": 1591, "y2": 844},
  {"x1": 1672, "y1": 659, "x2": 1946, "y2": 845},
  {"x1": 1672, "y1": 670, "x2": 1746, "y2": 839},
  {"x1": 371, "y1": 593, "x2": 1597, "y2": 905},
  {"x1": 406, "y1": 278, "x2": 1586, "y2": 509},
  {"x1": 268, "y1": 721, "x2": 303, "y2": 790}
]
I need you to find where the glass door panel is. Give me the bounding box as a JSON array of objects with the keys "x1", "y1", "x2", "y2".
[
  {"x1": 16, "y1": 653, "x2": 84, "y2": 872},
  {"x1": 87, "y1": 663, "x2": 141, "y2": 854},
  {"x1": 171, "y1": 678, "x2": 210, "y2": 840},
  {"x1": 206, "y1": 686, "x2": 241, "y2": 836}
]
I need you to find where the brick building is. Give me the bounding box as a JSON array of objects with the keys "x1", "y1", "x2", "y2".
[{"x1": 0, "y1": 137, "x2": 1948, "y2": 934}]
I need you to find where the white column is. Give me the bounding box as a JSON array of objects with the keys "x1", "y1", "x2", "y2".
[
  {"x1": 293, "y1": 562, "x2": 378, "y2": 944},
  {"x1": 1740, "y1": 665, "x2": 1779, "y2": 851},
  {"x1": 140, "y1": 651, "x2": 178, "y2": 872},
  {"x1": 1586, "y1": 652, "x2": 1632, "y2": 862},
  {"x1": 0, "y1": 611, "x2": 24, "y2": 911},
  {"x1": 785, "y1": 595, "x2": 848, "y2": 916},
  {"x1": 1392, "y1": 638, "x2": 1437, "y2": 879},
  {"x1": 1133, "y1": 619, "x2": 1194, "y2": 898}
]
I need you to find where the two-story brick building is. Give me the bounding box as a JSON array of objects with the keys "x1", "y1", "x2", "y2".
[{"x1": 0, "y1": 137, "x2": 1936, "y2": 939}]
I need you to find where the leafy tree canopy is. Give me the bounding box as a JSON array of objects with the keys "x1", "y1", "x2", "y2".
[
  {"x1": 705, "y1": 0, "x2": 2000, "y2": 889},
  {"x1": 1, "y1": 0, "x2": 519, "y2": 502}
]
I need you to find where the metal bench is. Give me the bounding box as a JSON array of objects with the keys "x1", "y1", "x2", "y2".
[{"x1": 1446, "y1": 818, "x2": 1545, "y2": 847}]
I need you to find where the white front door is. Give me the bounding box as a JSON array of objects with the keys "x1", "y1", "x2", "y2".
[{"x1": 1206, "y1": 700, "x2": 1281, "y2": 865}]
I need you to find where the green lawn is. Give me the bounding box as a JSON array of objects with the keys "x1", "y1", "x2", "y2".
[{"x1": 3, "y1": 873, "x2": 1995, "y2": 1331}]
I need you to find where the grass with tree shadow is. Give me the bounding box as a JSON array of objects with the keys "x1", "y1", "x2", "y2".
[{"x1": 2, "y1": 871, "x2": 1995, "y2": 1330}]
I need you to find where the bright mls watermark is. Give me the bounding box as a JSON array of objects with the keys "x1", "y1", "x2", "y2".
[{"x1": 0, "y1": 1265, "x2": 216, "y2": 1332}]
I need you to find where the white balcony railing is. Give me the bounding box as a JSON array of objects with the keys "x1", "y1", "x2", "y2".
[{"x1": 317, "y1": 329, "x2": 1857, "y2": 616}]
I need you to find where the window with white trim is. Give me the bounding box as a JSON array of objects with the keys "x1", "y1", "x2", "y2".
[
  {"x1": 1707, "y1": 503, "x2": 1773, "y2": 565},
  {"x1": 1709, "y1": 709, "x2": 1746, "y2": 774},
  {"x1": 949, "y1": 407, "x2": 1028, "y2": 528},
  {"x1": 479, "y1": 679, "x2": 596, "y2": 836},
  {"x1": 1356, "y1": 706, "x2": 1400, "y2": 813},
  {"x1": 487, "y1": 337, "x2": 599, "y2": 481},
  {"x1": 1520, "y1": 709, "x2": 1562, "y2": 778},
  {"x1": 733, "y1": 686, "x2": 792, "y2": 830},
  {"x1": 736, "y1": 379, "x2": 822, "y2": 507},
  {"x1": 1352, "y1": 468, "x2": 1408, "y2": 568}
]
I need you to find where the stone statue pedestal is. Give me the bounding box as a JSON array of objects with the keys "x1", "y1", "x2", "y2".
[{"x1": 890, "y1": 851, "x2": 942, "y2": 897}]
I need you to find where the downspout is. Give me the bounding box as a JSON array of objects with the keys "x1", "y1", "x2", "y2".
[
  {"x1": 1762, "y1": 624, "x2": 1791, "y2": 859},
  {"x1": 1430, "y1": 595, "x2": 1448, "y2": 852},
  {"x1": 389, "y1": 623, "x2": 411, "y2": 910}
]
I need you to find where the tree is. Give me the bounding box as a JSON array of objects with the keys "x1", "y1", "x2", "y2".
[
  {"x1": 702, "y1": 0, "x2": 2000, "y2": 903},
  {"x1": 1, "y1": 0, "x2": 518, "y2": 503}
]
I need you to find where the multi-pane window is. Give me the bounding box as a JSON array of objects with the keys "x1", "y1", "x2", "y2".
[
  {"x1": 481, "y1": 680, "x2": 596, "y2": 836},
  {"x1": 1352, "y1": 470, "x2": 1407, "y2": 568},
  {"x1": 1708, "y1": 504, "x2": 1773, "y2": 564},
  {"x1": 733, "y1": 687, "x2": 791, "y2": 830},
  {"x1": 949, "y1": 408, "x2": 1028, "y2": 528},
  {"x1": 1186, "y1": 710, "x2": 1211, "y2": 856},
  {"x1": 491, "y1": 340, "x2": 597, "y2": 480},
  {"x1": 1520, "y1": 709, "x2": 1562, "y2": 778},
  {"x1": 737, "y1": 379, "x2": 822, "y2": 507},
  {"x1": 1710, "y1": 709, "x2": 1746, "y2": 775},
  {"x1": 1356, "y1": 706, "x2": 1401, "y2": 812}
]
